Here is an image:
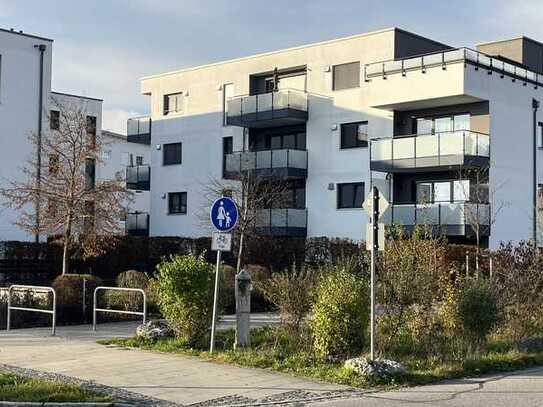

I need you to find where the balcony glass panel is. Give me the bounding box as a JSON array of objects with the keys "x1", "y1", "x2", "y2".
[
  {"x1": 423, "y1": 53, "x2": 442, "y2": 66},
  {"x1": 392, "y1": 205, "x2": 416, "y2": 225},
  {"x1": 228, "y1": 98, "x2": 242, "y2": 117},
  {"x1": 288, "y1": 209, "x2": 307, "y2": 228},
  {"x1": 371, "y1": 138, "x2": 392, "y2": 161},
  {"x1": 225, "y1": 149, "x2": 307, "y2": 175},
  {"x1": 416, "y1": 134, "x2": 438, "y2": 157},
  {"x1": 256, "y1": 150, "x2": 272, "y2": 169},
  {"x1": 439, "y1": 132, "x2": 463, "y2": 155},
  {"x1": 242, "y1": 96, "x2": 257, "y2": 115},
  {"x1": 440, "y1": 202, "x2": 464, "y2": 225},
  {"x1": 416, "y1": 204, "x2": 439, "y2": 225},
  {"x1": 403, "y1": 57, "x2": 420, "y2": 70},
  {"x1": 288, "y1": 90, "x2": 308, "y2": 111},
  {"x1": 258, "y1": 92, "x2": 273, "y2": 112},
  {"x1": 271, "y1": 150, "x2": 287, "y2": 168},
  {"x1": 289, "y1": 149, "x2": 307, "y2": 169},
  {"x1": 393, "y1": 137, "x2": 414, "y2": 160},
  {"x1": 273, "y1": 91, "x2": 289, "y2": 110}
]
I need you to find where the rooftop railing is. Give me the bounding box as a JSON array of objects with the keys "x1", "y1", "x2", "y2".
[
  {"x1": 365, "y1": 47, "x2": 543, "y2": 87},
  {"x1": 370, "y1": 130, "x2": 489, "y2": 172}
]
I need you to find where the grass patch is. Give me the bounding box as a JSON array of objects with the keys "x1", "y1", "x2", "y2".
[
  {"x1": 98, "y1": 328, "x2": 543, "y2": 389},
  {"x1": 0, "y1": 372, "x2": 111, "y2": 402}
]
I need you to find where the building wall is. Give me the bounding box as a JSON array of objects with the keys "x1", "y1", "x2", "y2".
[
  {"x1": 0, "y1": 30, "x2": 53, "y2": 241},
  {"x1": 141, "y1": 28, "x2": 405, "y2": 239}
]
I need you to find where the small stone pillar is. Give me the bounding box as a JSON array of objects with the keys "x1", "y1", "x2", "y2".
[{"x1": 235, "y1": 269, "x2": 252, "y2": 348}]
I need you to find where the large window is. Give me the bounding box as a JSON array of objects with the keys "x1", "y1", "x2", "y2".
[
  {"x1": 250, "y1": 127, "x2": 306, "y2": 151},
  {"x1": 164, "y1": 92, "x2": 184, "y2": 115},
  {"x1": 416, "y1": 180, "x2": 470, "y2": 204},
  {"x1": 168, "y1": 192, "x2": 187, "y2": 214},
  {"x1": 337, "y1": 182, "x2": 365, "y2": 209},
  {"x1": 340, "y1": 121, "x2": 368, "y2": 149},
  {"x1": 86, "y1": 116, "x2": 97, "y2": 135},
  {"x1": 332, "y1": 62, "x2": 360, "y2": 91},
  {"x1": 163, "y1": 142, "x2": 182, "y2": 165},
  {"x1": 222, "y1": 136, "x2": 233, "y2": 177},
  {"x1": 50, "y1": 110, "x2": 60, "y2": 130},
  {"x1": 415, "y1": 113, "x2": 470, "y2": 135}
]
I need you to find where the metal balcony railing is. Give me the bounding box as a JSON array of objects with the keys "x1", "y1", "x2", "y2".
[
  {"x1": 381, "y1": 202, "x2": 490, "y2": 236},
  {"x1": 364, "y1": 47, "x2": 543, "y2": 86},
  {"x1": 126, "y1": 165, "x2": 150, "y2": 191},
  {"x1": 255, "y1": 208, "x2": 307, "y2": 237},
  {"x1": 127, "y1": 116, "x2": 151, "y2": 145},
  {"x1": 226, "y1": 89, "x2": 308, "y2": 128},
  {"x1": 125, "y1": 212, "x2": 149, "y2": 236},
  {"x1": 370, "y1": 130, "x2": 490, "y2": 172},
  {"x1": 225, "y1": 149, "x2": 308, "y2": 179}
]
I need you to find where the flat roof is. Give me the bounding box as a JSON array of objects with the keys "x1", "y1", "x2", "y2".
[
  {"x1": 142, "y1": 27, "x2": 444, "y2": 81},
  {"x1": 0, "y1": 27, "x2": 53, "y2": 42},
  {"x1": 477, "y1": 35, "x2": 543, "y2": 48},
  {"x1": 102, "y1": 130, "x2": 127, "y2": 140},
  {"x1": 51, "y1": 91, "x2": 103, "y2": 102}
]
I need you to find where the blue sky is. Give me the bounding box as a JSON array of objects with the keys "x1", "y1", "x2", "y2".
[{"x1": 1, "y1": 0, "x2": 542, "y2": 133}]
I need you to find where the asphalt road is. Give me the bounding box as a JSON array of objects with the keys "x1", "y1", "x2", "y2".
[{"x1": 316, "y1": 366, "x2": 543, "y2": 406}]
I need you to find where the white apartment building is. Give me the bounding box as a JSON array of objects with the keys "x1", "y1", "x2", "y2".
[
  {"x1": 132, "y1": 27, "x2": 543, "y2": 248},
  {"x1": 0, "y1": 28, "x2": 149, "y2": 242}
]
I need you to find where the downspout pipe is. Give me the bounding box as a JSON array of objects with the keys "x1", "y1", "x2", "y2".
[
  {"x1": 34, "y1": 44, "x2": 46, "y2": 243},
  {"x1": 533, "y1": 98, "x2": 540, "y2": 246}
]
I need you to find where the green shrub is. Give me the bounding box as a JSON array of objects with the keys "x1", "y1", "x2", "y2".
[
  {"x1": 458, "y1": 279, "x2": 499, "y2": 346},
  {"x1": 256, "y1": 267, "x2": 316, "y2": 329},
  {"x1": 152, "y1": 254, "x2": 214, "y2": 346},
  {"x1": 311, "y1": 263, "x2": 369, "y2": 359},
  {"x1": 52, "y1": 274, "x2": 102, "y2": 323}
]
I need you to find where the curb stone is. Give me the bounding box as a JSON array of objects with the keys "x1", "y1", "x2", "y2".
[{"x1": 0, "y1": 403, "x2": 134, "y2": 407}]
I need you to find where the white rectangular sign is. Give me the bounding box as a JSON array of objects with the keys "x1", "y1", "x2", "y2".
[
  {"x1": 366, "y1": 223, "x2": 385, "y2": 251},
  {"x1": 212, "y1": 232, "x2": 232, "y2": 252}
]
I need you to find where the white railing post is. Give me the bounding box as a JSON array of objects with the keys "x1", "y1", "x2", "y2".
[
  {"x1": 7, "y1": 285, "x2": 56, "y2": 336},
  {"x1": 92, "y1": 287, "x2": 147, "y2": 331}
]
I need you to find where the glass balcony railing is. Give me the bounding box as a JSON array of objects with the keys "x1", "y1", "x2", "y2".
[
  {"x1": 226, "y1": 89, "x2": 308, "y2": 128},
  {"x1": 255, "y1": 208, "x2": 307, "y2": 236},
  {"x1": 127, "y1": 116, "x2": 151, "y2": 145},
  {"x1": 365, "y1": 47, "x2": 543, "y2": 86},
  {"x1": 125, "y1": 212, "x2": 149, "y2": 236},
  {"x1": 225, "y1": 149, "x2": 308, "y2": 179},
  {"x1": 381, "y1": 202, "x2": 490, "y2": 236},
  {"x1": 370, "y1": 130, "x2": 489, "y2": 172},
  {"x1": 126, "y1": 165, "x2": 150, "y2": 191}
]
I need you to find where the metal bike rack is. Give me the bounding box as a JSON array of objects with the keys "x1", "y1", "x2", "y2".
[
  {"x1": 7, "y1": 285, "x2": 56, "y2": 336},
  {"x1": 93, "y1": 286, "x2": 146, "y2": 331}
]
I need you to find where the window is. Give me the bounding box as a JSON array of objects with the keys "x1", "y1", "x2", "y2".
[
  {"x1": 416, "y1": 180, "x2": 471, "y2": 204},
  {"x1": 50, "y1": 110, "x2": 60, "y2": 130},
  {"x1": 222, "y1": 84, "x2": 234, "y2": 126},
  {"x1": 168, "y1": 192, "x2": 187, "y2": 214},
  {"x1": 416, "y1": 113, "x2": 470, "y2": 135},
  {"x1": 332, "y1": 62, "x2": 360, "y2": 90},
  {"x1": 136, "y1": 155, "x2": 144, "y2": 166},
  {"x1": 337, "y1": 182, "x2": 365, "y2": 209},
  {"x1": 85, "y1": 158, "x2": 95, "y2": 190},
  {"x1": 538, "y1": 122, "x2": 543, "y2": 148},
  {"x1": 164, "y1": 92, "x2": 184, "y2": 115},
  {"x1": 163, "y1": 142, "x2": 182, "y2": 165},
  {"x1": 222, "y1": 137, "x2": 233, "y2": 177},
  {"x1": 340, "y1": 121, "x2": 368, "y2": 149},
  {"x1": 86, "y1": 116, "x2": 96, "y2": 135}
]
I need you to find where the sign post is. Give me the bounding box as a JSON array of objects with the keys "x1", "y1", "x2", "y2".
[
  {"x1": 363, "y1": 186, "x2": 389, "y2": 361},
  {"x1": 209, "y1": 197, "x2": 238, "y2": 353}
]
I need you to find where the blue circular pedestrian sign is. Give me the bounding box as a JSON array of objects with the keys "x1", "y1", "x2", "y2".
[{"x1": 210, "y1": 197, "x2": 238, "y2": 232}]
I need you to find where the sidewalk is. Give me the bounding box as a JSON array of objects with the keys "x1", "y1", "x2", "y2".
[{"x1": 0, "y1": 322, "x2": 346, "y2": 406}]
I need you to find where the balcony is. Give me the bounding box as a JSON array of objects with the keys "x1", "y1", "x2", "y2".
[
  {"x1": 363, "y1": 48, "x2": 543, "y2": 110},
  {"x1": 226, "y1": 89, "x2": 308, "y2": 128},
  {"x1": 126, "y1": 165, "x2": 150, "y2": 191},
  {"x1": 371, "y1": 130, "x2": 489, "y2": 173},
  {"x1": 127, "y1": 116, "x2": 151, "y2": 145},
  {"x1": 125, "y1": 212, "x2": 149, "y2": 237},
  {"x1": 381, "y1": 202, "x2": 490, "y2": 237},
  {"x1": 225, "y1": 149, "x2": 307, "y2": 179},
  {"x1": 255, "y1": 208, "x2": 307, "y2": 237}
]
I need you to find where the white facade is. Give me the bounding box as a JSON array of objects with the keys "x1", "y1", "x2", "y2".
[
  {"x1": 0, "y1": 28, "x2": 149, "y2": 241},
  {"x1": 135, "y1": 28, "x2": 543, "y2": 248},
  {"x1": 0, "y1": 28, "x2": 52, "y2": 241}
]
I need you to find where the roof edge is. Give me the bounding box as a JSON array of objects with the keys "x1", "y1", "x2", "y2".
[
  {"x1": 51, "y1": 91, "x2": 103, "y2": 102},
  {"x1": 0, "y1": 27, "x2": 53, "y2": 42},
  {"x1": 140, "y1": 27, "x2": 398, "y2": 81}
]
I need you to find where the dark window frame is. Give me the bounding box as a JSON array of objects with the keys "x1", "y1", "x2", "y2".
[
  {"x1": 50, "y1": 110, "x2": 60, "y2": 130},
  {"x1": 164, "y1": 92, "x2": 184, "y2": 115},
  {"x1": 168, "y1": 192, "x2": 187, "y2": 215},
  {"x1": 222, "y1": 136, "x2": 233, "y2": 177},
  {"x1": 337, "y1": 182, "x2": 365, "y2": 209},
  {"x1": 340, "y1": 121, "x2": 368, "y2": 149},
  {"x1": 163, "y1": 142, "x2": 182, "y2": 166}
]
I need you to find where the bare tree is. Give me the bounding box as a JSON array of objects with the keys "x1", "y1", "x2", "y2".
[
  {"x1": 200, "y1": 171, "x2": 289, "y2": 272},
  {"x1": 456, "y1": 164, "x2": 508, "y2": 268},
  {"x1": 0, "y1": 98, "x2": 132, "y2": 275}
]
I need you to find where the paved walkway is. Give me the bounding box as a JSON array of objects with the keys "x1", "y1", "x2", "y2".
[
  {"x1": 319, "y1": 366, "x2": 543, "y2": 406},
  {"x1": 0, "y1": 322, "x2": 345, "y2": 406}
]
